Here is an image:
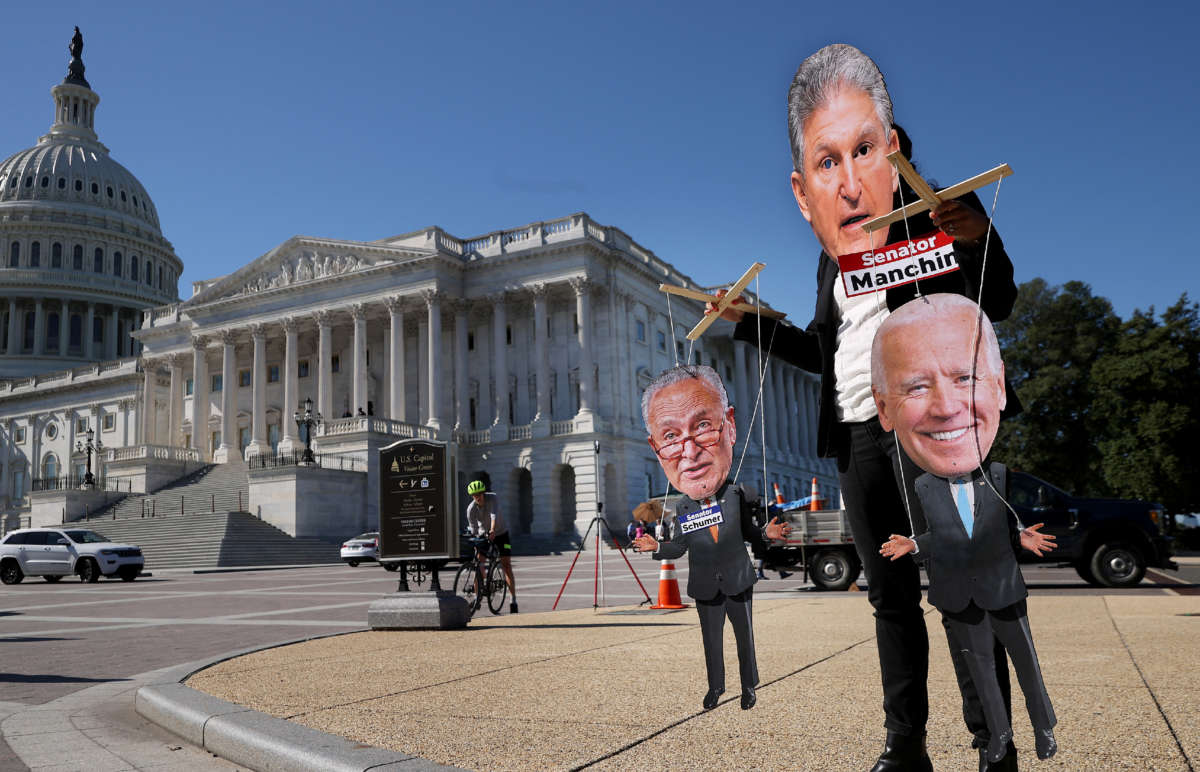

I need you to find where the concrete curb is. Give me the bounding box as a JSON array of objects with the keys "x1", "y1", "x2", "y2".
[{"x1": 135, "y1": 634, "x2": 462, "y2": 772}]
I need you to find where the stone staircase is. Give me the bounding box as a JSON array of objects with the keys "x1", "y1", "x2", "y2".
[
  {"x1": 89, "y1": 459, "x2": 251, "y2": 520},
  {"x1": 73, "y1": 458, "x2": 339, "y2": 570},
  {"x1": 82, "y1": 511, "x2": 340, "y2": 570}
]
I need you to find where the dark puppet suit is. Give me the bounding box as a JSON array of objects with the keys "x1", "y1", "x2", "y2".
[
  {"x1": 912, "y1": 463, "x2": 1056, "y2": 747},
  {"x1": 652, "y1": 481, "x2": 764, "y2": 693},
  {"x1": 733, "y1": 190, "x2": 1020, "y2": 741}
]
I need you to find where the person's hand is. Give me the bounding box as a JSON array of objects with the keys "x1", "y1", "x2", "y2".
[
  {"x1": 930, "y1": 200, "x2": 988, "y2": 243},
  {"x1": 1019, "y1": 523, "x2": 1056, "y2": 556},
  {"x1": 488, "y1": 528, "x2": 496, "y2": 541},
  {"x1": 879, "y1": 534, "x2": 916, "y2": 561},
  {"x1": 704, "y1": 289, "x2": 747, "y2": 323},
  {"x1": 632, "y1": 534, "x2": 659, "y2": 553},
  {"x1": 765, "y1": 517, "x2": 792, "y2": 542}
]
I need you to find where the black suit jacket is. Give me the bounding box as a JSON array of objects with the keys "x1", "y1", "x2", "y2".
[
  {"x1": 652, "y1": 481, "x2": 763, "y2": 602},
  {"x1": 912, "y1": 463, "x2": 1026, "y2": 614},
  {"x1": 733, "y1": 191, "x2": 1020, "y2": 459}
]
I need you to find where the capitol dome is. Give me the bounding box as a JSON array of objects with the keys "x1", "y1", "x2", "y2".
[{"x1": 0, "y1": 28, "x2": 182, "y2": 379}]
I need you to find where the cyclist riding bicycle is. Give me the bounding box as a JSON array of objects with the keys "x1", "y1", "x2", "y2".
[{"x1": 465, "y1": 480, "x2": 518, "y2": 613}]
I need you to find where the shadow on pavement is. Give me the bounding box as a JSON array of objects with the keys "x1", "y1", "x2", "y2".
[
  {"x1": 0, "y1": 638, "x2": 77, "y2": 643},
  {"x1": 466, "y1": 622, "x2": 691, "y2": 630},
  {"x1": 0, "y1": 673, "x2": 131, "y2": 684}
]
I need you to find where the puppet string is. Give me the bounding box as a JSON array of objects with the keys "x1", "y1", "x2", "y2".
[
  {"x1": 733, "y1": 282, "x2": 778, "y2": 488},
  {"x1": 666, "y1": 291, "x2": 680, "y2": 368}
]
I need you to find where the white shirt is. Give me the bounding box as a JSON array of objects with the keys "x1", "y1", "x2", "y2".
[{"x1": 832, "y1": 275, "x2": 890, "y2": 422}]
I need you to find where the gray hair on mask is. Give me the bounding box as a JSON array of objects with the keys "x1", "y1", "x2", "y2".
[
  {"x1": 871, "y1": 294, "x2": 1003, "y2": 393},
  {"x1": 641, "y1": 365, "x2": 730, "y2": 432},
  {"x1": 787, "y1": 43, "x2": 894, "y2": 174}
]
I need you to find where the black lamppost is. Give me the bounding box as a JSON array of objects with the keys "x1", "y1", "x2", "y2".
[
  {"x1": 294, "y1": 397, "x2": 322, "y2": 464},
  {"x1": 76, "y1": 427, "x2": 103, "y2": 487}
]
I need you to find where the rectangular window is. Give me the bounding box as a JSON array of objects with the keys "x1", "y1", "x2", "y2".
[
  {"x1": 657, "y1": 331, "x2": 666, "y2": 352},
  {"x1": 268, "y1": 365, "x2": 280, "y2": 383},
  {"x1": 506, "y1": 325, "x2": 513, "y2": 345},
  {"x1": 635, "y1": 320, "x2": 646, "y2": 342},
  {"x1": 467, "y1": 333, "x2": 474, "y2": 351},
  {"x1": 331, "y1": 355, "x2": 340, "y2": 373},
  {"x1": 238, "y1": 369, "x2": 251, "y2": 388},
  {"x1": 185, "y1": 377, "x2": 194, "y2": 396},
  {"x1": 298, "y1": 359, "x2": 309, "y2": 378},
  {"x1": 268, "y1": 423, "x2": 280, "y2": 453},
  {"x1": 725, "y1": 365, "x2": 733, "y2": 381},
  {"x1": 238, "y1": 427, "x2": 250, "y2": 453},
  {"x1": 211, "y1": 374, "x2": 222, "y2": 392},
  {"x1": 12, "y1": 469, "x2": 25, "y2": 503},
  {"x1": 183, "y1": 433, "x2": 191, "y2": 448},
  {"x1": 211, "y1": 431, "x2": 221, "y2": 455},
  {"x1": 75, "y1": 418, "x2": 88, "y2": 433},
  {"x1": 692, "y1": 351, "x2": 700, "y2": 365},
  {"x1": 102, "y1": 414, "x2": 115, "y2": 431},
  {"x1": 13, "y1": 426, "x2": 26, "y2": 443}
]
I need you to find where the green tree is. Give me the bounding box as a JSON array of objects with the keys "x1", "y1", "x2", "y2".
[
  {"x1": 992, "y1": 279, "x2": 1120, "y2": 496},
  {"x1": 1091, "y1": 295, "x2": 1200, "y2": 513}
]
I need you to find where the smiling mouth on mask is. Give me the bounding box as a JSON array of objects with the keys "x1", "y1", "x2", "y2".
[{"x1": 926, "y1": 426, "x2": 970, "y2": 442}]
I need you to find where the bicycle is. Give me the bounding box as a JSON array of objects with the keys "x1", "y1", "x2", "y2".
[{"x1": 454, "y1": 536, "x2": 508, "y2": 618}]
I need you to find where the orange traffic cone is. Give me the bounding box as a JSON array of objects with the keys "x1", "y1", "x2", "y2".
[
  {"x1": 810, "y1": 477, "x2": 822, "y2": 511},
  {"x1": 773, "y1": 482, "x2": 786, "y2": 505},
  {"x1": 649, "y1": 560, "x2": 688, "y2": 609}
]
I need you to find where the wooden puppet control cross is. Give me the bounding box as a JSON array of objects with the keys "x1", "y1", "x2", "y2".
[
  {"x1": 860, "y1": 151, "x2": 1013, "y2": 234},
  {"x1": 659, "y1": 262, "x2": 786, "y2": 342}
]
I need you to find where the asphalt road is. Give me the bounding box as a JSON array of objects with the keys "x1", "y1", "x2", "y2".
[{"x1": 0, "y1": 551, "x2": 1194, "y2": 770}]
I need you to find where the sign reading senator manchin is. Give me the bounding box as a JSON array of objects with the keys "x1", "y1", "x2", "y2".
[{"x1": 837, "y1": 231, "x2": 958, "y2": 297}]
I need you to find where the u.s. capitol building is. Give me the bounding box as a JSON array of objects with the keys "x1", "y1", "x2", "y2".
[{"x1": 0, "y1": 32, "x2": 836, "y2": 548}]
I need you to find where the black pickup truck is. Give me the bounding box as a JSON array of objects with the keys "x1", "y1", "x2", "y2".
[{"x1": 1008, "y1": 471, "x2": 1178, "y2": 587}]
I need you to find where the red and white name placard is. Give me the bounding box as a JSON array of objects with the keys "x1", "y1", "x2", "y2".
[{"x1": 837, "y1": 230, "x2": 958, "y2": 297}]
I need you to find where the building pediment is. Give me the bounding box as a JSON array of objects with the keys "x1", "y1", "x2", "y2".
[{"x1": 186, "y1": 237, "x2": 433, "y2": 307}]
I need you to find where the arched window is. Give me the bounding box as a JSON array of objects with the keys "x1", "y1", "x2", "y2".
[
  {"x1": 30, "y1": 242, "x2": 40, "y2": 267},
  {"x1": 42, "y1": 453, "x2": 59, "y2": 480},
  {"x1": 113, "y1": 250, "x2": 122, "y2": 277},
  {"x1": 130, "y1": 256, "x2": 139, "y2": 282},
  {"x1": 75, "y1": 179, "x2": 82, "y2": 192},
  {"x1": 93, "y1": 247, "x2": 104, "y2": 273},
  {"x1": 145, "y1": 259, "x2": 152, "y2": 286},
  {"x1": 9, "y1": 241, "x2": 19, "y2": 267},
  {"x1": 51, "y1": 242, "x2": 62, "y2": 268},
  {"x1": 73, "y1": 244, "x2": 83, "y2": 270}
]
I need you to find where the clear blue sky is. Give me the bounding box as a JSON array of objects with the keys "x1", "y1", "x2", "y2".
[{"x1": 2, "y1": 1, "x2": 1196, "y2": 321}]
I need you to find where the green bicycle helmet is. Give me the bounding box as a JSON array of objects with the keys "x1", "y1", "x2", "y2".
[{"x1": 467, "y1": 480, "x2": 487, "y2": 495}]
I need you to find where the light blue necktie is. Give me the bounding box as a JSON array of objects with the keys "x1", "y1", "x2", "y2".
[{"x1": 954, "y1": 478, "x2": 973, "y2": 537}]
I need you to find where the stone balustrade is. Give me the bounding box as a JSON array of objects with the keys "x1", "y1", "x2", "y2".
[
  {"x1": 106, "y1": 444, "x2": 200, "y2": 463},
  {"x1": 317, "y1": 416, "x2": 436, "y2": 440}
]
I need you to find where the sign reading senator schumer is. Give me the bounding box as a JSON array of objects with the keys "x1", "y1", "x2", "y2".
[
  {"x1": 378, "y1": 439, "x2": 455, "y2": 561},
  {"x1": 837, "y1": 230, "x2": 958, "y2": 297}
]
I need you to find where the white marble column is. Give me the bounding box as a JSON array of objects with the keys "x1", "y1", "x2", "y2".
[
  {"x1": 167, "y1": 354, "x2": 182, "y2": 447},
  {"x1": 5, "y1": 299, "x2": 16, "y2": 355},
  {"x1": 315, "y1": 311, "x2": 333, "y2": 421},
  {"x1": 733, "y1": 341, "x2": 750, "y2": 445},
  {"x1": 423, "y1": 291, "x2": 444, "y2": 431},
  {"x1": 351, "y1": 304, "x2": 368, "y2": 416},
  {"x1": 279, "y1": 317, "x2": 299, "y2": 453},
  {"x1": 106, "y1": 306, "x2": 118, "y2": 359},
  {"x1": 453, "y1": 301, "x2": 469, "y2": 431},
  {"x1": 775, "y1": 361, "x2": 789, "y2": 455},
  {"x1": 571, "y1": 277, "x2": 594, "y2": 418},
  {"x1": 190, "y1": 337, "x2": 209, "y2": 459},
  {"x1": 385, "y1": 297, "x2": 406, "y2": 423},
  {"x1": 788, "y1": 370, "x2": 802, "y2": 457},
  {"x1": 531, "y1": 285, "x2": 551, "y2": 422},
  {"x1": 247, "y1": 324, "x2": 268, "y2": 458},
  {"x1": 141, "y1": 359, "x2": 156, "y2": 445},
  {"x1": 213, "y1": 331, "x2": 236, "y2": 463},
  {"x1": 83, "y1": 302, "x2": 95, "y2": 359},
  {"x1": 33, "y1": 300, "x2": 45, "y2": 356},
  {"x1": 58, "y1": 300, "x2": 69, "y2": 356},
  {"x1": 807, "y1": 379, "x2": 819, "y2": 457},
  {"x1": 490, "y1": 292, "x2": 507, "y2": 428}
]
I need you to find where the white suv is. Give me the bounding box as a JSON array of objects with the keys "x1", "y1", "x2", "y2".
[{"x1": 0, "y1": 527, "x2": 144, "y2": 584}]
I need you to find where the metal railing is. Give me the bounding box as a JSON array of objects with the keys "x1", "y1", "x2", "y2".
[
  {"x1": 32, "y1": 476, "x2": 131, "y2": 493},
  {"x1": 247, "y1": 450, "x2": 365, "y2": 473}
]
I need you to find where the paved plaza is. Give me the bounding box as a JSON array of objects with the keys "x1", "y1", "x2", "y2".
[{"x1": 1, "y1": 553, "x2": 1197, "y2": 770}]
